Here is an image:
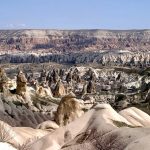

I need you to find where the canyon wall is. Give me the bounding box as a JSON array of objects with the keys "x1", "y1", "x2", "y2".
[{"x1": 0, "y1": 29, "x2": 150, "y2": 52}]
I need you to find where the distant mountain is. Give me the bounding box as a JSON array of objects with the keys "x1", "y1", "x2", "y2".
[{"x1": 0, "y1": 29, "x2": 150, "y2": 52}]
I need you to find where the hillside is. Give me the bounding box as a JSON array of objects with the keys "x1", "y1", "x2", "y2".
[{"x1": 0, "y1": 29, "x2": 150, "y2": 52}]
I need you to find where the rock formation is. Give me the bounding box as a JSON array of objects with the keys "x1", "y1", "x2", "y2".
[
  {"x1": 55, "y1": 92, "x2": 84, "y2": 126},
  {"x1": 16, "y1": 70, "x2": 32, "y2": 105},
  {"x1": 51, "y1": 69, "x2": 59, "y2": 83},
  {"x1": 0, "y1": 30, "x2": 149, "y2": 66},
  {"x1": 53, "y1": 80, "x2": 66, "y2": 97},
  {"x1": 87, "y1": 80, "x2": 96, "y2": 93},
  {"x1": 0, "y1": 64, "x2": 149, "y2": 150},
  {"x1": 30, "y1": 104, "x2": 150, "y2": 150},
  {"x1": 0, "y1": 29, "x2": 150, "y2": 52},
  {"x1": 0, "y1": 50, "x2": 149, "y2": 67},
  {"x1": 0, "y1": 68, "x2": 9, "y2": 92},
  {"x1": 39, "y1": 69, "x2": 47, "y2": 83},
  {"x1": 16, "y1": 70, "x2": 27, "y2": 95},
  {"x1": 81, "y1": 83, "x2": 88, "y2": 96},
  {"x1": 35, "y1": 82, "x2": 53, "y2": 98},
  {"x1": 66, "y1": 71, "x2": 72, "y2": 84}
]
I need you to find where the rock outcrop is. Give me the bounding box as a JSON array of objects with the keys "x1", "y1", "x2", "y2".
[
  {"x1": 16, "y1": 71, "x2": 27, "y2": 96},
  {"x1": 55, "y1": 92, "x2": 84, "y2": 126},
  {"x1": 53, "y1": 80, "x2": 66, "y2": 97}
]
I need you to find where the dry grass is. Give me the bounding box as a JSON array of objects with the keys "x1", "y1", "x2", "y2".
[
  {"x1": 62, "y1": 128, "x2": 127, "y2": 150},
  {"x1": 17, "y1": 137, "x2": 39, "y2": 150},
  {"x1": 0, "y1": 122, "x2": 15, "y2": 143}
]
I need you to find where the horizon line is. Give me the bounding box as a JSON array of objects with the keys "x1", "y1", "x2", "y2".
[{"x1": 0, "y1": 28, "x2": 150, "y2": 31}]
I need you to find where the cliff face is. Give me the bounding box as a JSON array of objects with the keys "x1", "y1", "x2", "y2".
[
  {"x1": 0, "y1": 51, "x2": 149, "y2": 67},
  {"x1": 0, "y1": 29, "x2": 150, "y2": 52}
]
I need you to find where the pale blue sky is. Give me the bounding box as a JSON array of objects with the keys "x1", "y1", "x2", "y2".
[{"x1": 0, "y1": 0, "x2": 150, "y2": 29}]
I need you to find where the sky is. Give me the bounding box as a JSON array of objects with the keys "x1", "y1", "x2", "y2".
[{"x1": 0, "y1": 0, "x2": 150, "y2": 29}]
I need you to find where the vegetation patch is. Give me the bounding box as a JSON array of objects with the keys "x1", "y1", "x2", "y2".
[{"x1": 112, "y1": 120, "x2": 141, "y2": 128}]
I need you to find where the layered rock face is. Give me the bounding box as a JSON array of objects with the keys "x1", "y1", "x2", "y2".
[
  {"x1": 0, "y1": 29, "x2": 150, "y2": 52},
  {"x1": 0, "y1": 29, "x2": 150, "y2": 66}
]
